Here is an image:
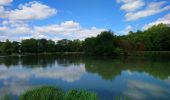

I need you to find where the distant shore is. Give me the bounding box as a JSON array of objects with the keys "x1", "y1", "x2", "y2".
[{"x1": 0, "y1": 51, "x2": 170, "y2": 57}]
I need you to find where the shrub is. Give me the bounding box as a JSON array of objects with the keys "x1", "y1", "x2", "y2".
[
  {"x1": 19, "y1": 86, "x2": 98, "y2": 100},
  {"x1": 65, "y1": 89, "x2": 97, "y2": 100},
  {"x1": 113, "y1": 48, "x2": 124, "y2": 55},
  {"x1": 19, "y1": 86, "x2": 64, "y2": 100}
]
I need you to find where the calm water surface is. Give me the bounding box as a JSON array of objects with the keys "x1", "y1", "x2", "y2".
[{"x1": 0, "y1": 55, "x2": 170, "y2": 100}]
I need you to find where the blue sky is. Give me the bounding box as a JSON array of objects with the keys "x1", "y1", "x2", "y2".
[{"x1": 0, "y1": 0, "x2": 170, "y2": 41}]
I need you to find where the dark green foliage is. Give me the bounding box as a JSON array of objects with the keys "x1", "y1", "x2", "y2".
[
  {"x1": 2, "y1": 94, "x2": 11, "y2": 100},
  {"x1": 46, "y1": 40, "x2": 56, "y2": 52},
  {"x1": 19, "y1": 86, "x2": 64, "y2": 100},
  {"x1": 56, "y1": 39, "x2": 83, "y2": 52},
  {"x1": 37, "y1": 39, "x2": 48, "y2": 53},
  {"x1": 0, "y1": 40, "x2": 13, "y2": 54},
  {"x1": 56, "y1": 39, "x2": 72, "y2": 52},
  {"x1": 11, "y1": 41, "x2": 20, "y2": 53},
  {"x1": 123, "y1": 23, "x2": 170, "y2": 51},
  {"x1": 65, "y1": 89, "x2": 97, "y2": 100},
  {"x1": 0, "y1": 40, "x2": 20, "y2": 54},
  {"x1": 19, "y1": 86, "x2": 97, "y2": 100},
  {"x1": 21, "y1": 39, "x2": 57, "y2": 53},
  {"x1": 84, "y1": 31, "x2": 118, "y2": 55},
  {"x1": 21, "y1": 39, "x2": 38, "y2": 53},
  {"x1": 69, "y1": 40, "x2": 83, "y2": 52}
]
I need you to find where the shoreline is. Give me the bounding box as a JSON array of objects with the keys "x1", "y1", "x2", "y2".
[{"x1": 0, "y1": 51, "x2": 170, "y2": 57}]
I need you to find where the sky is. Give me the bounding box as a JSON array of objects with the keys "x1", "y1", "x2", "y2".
[{"x1": 0, "y1": 0, "x2": 170, "y2": 41}]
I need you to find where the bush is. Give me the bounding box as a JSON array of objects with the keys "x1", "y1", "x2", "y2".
[
  {"x1": 19, "y1": 86, "x2": 64, "y2": 100},
  {"x1": 65, "y1": 89, "x2": 97, "y2": 100},
  {"x1": 113, "y1": 48, "x2": 124, "y2": 55},
  {"x1": 19, "y1": 86, "x2": 98, "y2": 100}
]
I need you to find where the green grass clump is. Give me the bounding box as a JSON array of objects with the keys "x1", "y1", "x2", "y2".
[
  {"x1": 19, "y1": 86, "x2": 98, "y2": 100},
  {"x1": 2, "y1": 94, "x2": 11, "y2": 100},
  {"x1": 65, "y1": 89, "x2": 97, "y2": 100},
  {"x1": 19, "y1": 86, "x2": 64, "y2": 100}
]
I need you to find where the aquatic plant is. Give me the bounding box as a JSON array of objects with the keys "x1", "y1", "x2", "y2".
[
  {"x1": 19, "y1": 86, "x2": 97, "y2": 100},
  {"x1": 65, "y1": 89, "x2": 97, "y2": 100},
  {"x1": 19, "y1": 86, "x2": 64, "y2": 100}
]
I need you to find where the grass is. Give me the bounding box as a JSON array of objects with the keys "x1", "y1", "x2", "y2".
[
  {"x1": 19, "y1": 86, "x2": 64, "y2": 100},
  {"x1": 2, "y1": 94, "x2": 11, "y2": 100},
  {"x1": 19, "y1": 86, "x2": 97, "y2": 100},
  {"x1": 65, "y1": 89, "x2": 97, "y2": 100}
]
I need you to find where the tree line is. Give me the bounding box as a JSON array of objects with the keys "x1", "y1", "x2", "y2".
[{"x1": 0, "y1": 23, "x2": 170, "y2": 55}]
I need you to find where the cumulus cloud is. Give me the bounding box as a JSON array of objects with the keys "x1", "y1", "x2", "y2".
[
  {"x1": 34, "y1": 21, "x2": 80, "y2": 35},
  {"x1": 0, "y1": 20, "x2": 105, "y2": 41},
  {"x1": 8, "y1": 1, "x2": 57, "y2": 21},
  {"x1": 117, "y1": 0, "x2": 170, "y2": 21},
  {"x1": 143, "y1": 13, "x2": 170, "y2": 29},
  {"x1": 0, "y1": 0, "x2": 13, "y2": 6},
  {"x1": 0, "y1": 1, "x2": 58, "y2": 41},
  {"x1": 34, "y1": 21, "x2": 106, "y2": 40},
  {"x1": 0, "y1": 6, "x2": 7, "y2": 18},
  {"x1": 126, "y1": 1, "x2": 170, "y2": 21},
  {"x1": 117, "y1": 0, "x2": 145, "y2": 12},
  {"x1": 0, "y1": 25, "x2": 32, "y2": 36}
]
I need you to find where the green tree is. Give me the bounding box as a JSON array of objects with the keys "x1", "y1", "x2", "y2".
[
  {"x1": 37, "y1": 39, "x2": 48, "y2": 53},
  {"x1": 47, "y1": 40, "x2": 56, "y2": 52},
  {"x1": 56, "y1": 39, "x2": 72, "y2": 52},
  {"x1": 84, "y1": 31, "x2": 117, "y2": 55},
  {"x1": 1, "y1": 40, "x2": 13, "y2": 54},
  {"x1": 11, "y1": 41, "x2": 20, "y2": 53},
  {"x1": 21, "y1": 39, "x2": 38, "y2": 53}
]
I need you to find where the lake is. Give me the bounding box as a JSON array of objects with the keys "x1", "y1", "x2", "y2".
[{"x1": 0, "y1": 55, "x2": 170, "y2": 100}]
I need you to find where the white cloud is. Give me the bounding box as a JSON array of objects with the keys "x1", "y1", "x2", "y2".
[
  {"x1": 0, "y1": 1, "x2": 58, "y2": 41},
  {"x1": 126, "y1": 1, "x2": 170, "y2": 21},
  {"x1": 34, "y1": 21, "x2": 80, "y2": 35},
  {"x1": 117, "y1": 0, "x2": 170, "y2": 21},
  {"x1": 61, "y1": 21, "x2": 80, "y2": 28},
  {"x1": 143, "y1": 13, "x2": 170, "y2": 29},
  {"x1": 117, "y1": 0, "x2": 145, "y2": 12},
  {"x1": 0, "y1": 6, "x2": 7, "y2": 18},
  {"x1": 34, "y1": 21, "x2": 106, "y2": 40},
  {"x1": 0, "y1": 25, "x2": 32, "y2": 36},
  {"x1": 72, "y1": 27, "x2": 107, "y2": 39},
  {"x1": 0, "y1": 20, "x2": 106, "y2": 41},
  {"x1": 8, "y1": 1, "x2": 57, "y2": 21},
  {"x1": 0, "y1": 0, "x2": 13, "y2": 6}
]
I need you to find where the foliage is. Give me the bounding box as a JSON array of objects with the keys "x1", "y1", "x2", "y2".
[
  {"x1": 21, "y1": 39, "x2": 38, "y2": 53},
  {"x1": 123, "y1": 23, "x2": 170, "y2": 51},
  {"x1": 0, "y1": 40, "x2": 13, "y2": 54},
  {"x1": 19, "y1": 86, "x2": 97, "y2": 100},
  {"x1": 84, "y1": 31, "x2": 118, "y2": 55},
  {"x1": 65, "y1": 89, "x2": 97, "y2": 100},
  {"x1": 19, "y1": 86, "x2": 64, "y2": 100},
  {"x1": 113, "y1": 48, "x2": 124, "y2": 55}
]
